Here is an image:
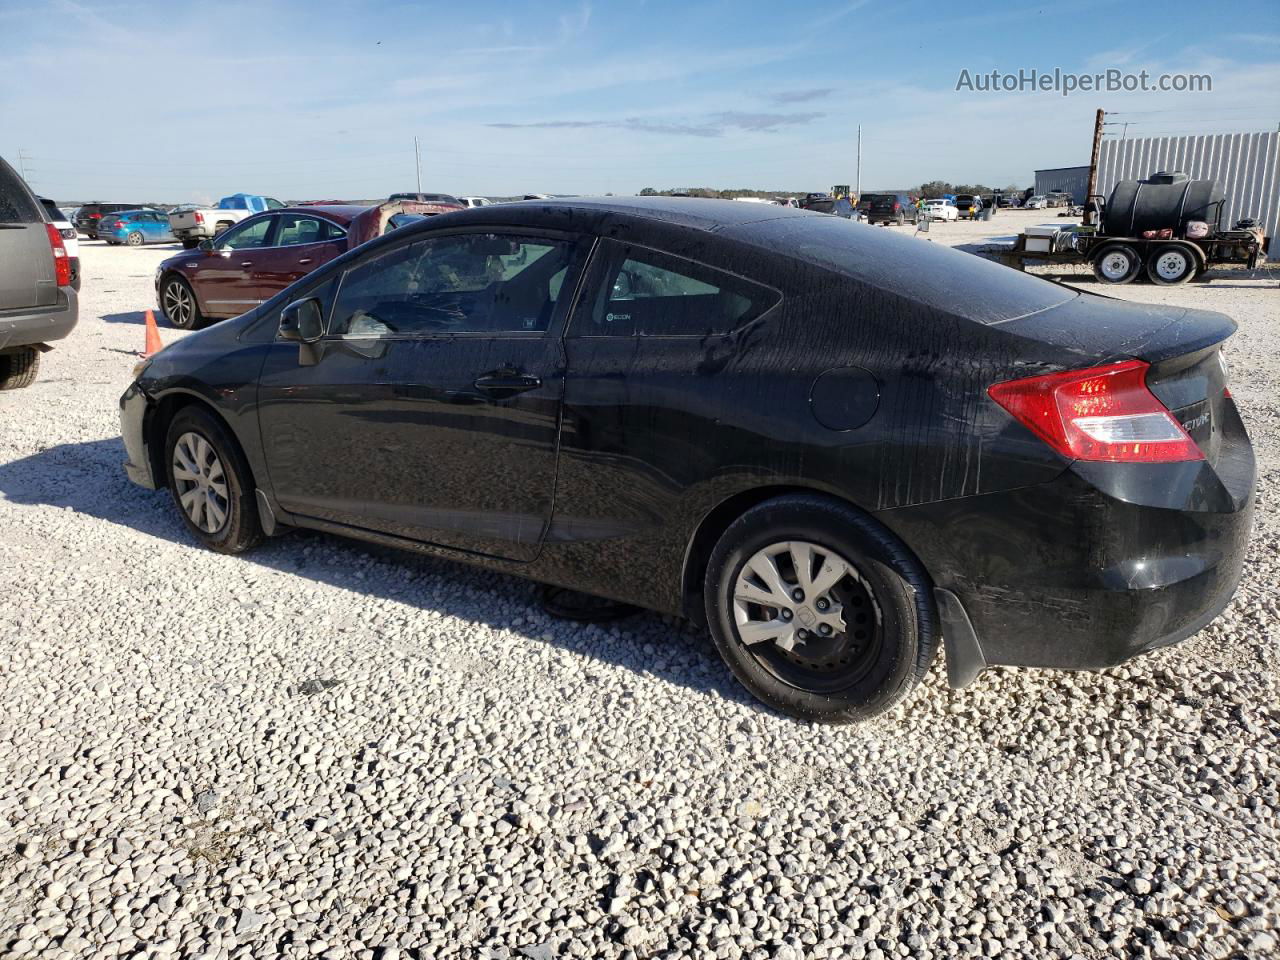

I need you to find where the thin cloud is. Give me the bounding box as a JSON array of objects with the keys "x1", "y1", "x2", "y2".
[
  {"x1": 487, "y1": 111, "x2": 824, "y2": 137},
  {"x1": 715, "y1": 111, "x2": 825, "y2": 131},
  {"x1": 812, "y1": 0, "x2": 874, "y2": 27},
  {"x1": 769, "y1": 88, "x2": 835, "y2": 104},
  {"x1": 558, "y1": 1, "x2": 592, "y2": 42}
]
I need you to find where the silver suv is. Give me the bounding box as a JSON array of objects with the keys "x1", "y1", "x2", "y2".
[{"x1": 0, "y1": 156, "x2": 78, "y2": 390}]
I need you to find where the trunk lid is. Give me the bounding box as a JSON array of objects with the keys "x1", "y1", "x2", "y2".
[{"x1": 996, "y1": 294, "x2": 1236, "y2": 465}]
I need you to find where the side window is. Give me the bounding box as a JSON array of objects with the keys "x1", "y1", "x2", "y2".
[
  {"x1": 329, "y1": 234, "x2": 577, "y2": 338},
  {"x1": 276, "y1": 214, "x2": 343, "y2": 247},
  {"x1": 265, "y1": 198, "x2": 286, "y2": 210},
  {"x1": 215, "y1": 216, "x2": 273, "y2": 250},
  {"x1": 579, "y1": 242, "x2": 777, "y2": 337}
]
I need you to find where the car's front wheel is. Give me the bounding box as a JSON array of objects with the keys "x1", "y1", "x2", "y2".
[
  {"x1": 705, "y1": 495, "x2": 937, "y2": 723},
  {"x1": 161, "y1": 275, "x2": 204, "y2": 330},
  {"x1": 164, "y1": 406, "x2": 263, "y2": 554}
]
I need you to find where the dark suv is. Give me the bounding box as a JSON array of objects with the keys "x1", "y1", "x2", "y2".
[
  {"x1": 75, "y1": 202, "x2": 150, "y2": 240},
  {"x1": 0, "y1": 156, "x2": 78, "y2": 390},
  {"x1": 862, "y1": 192, "x2": 917, "y2": 225}
]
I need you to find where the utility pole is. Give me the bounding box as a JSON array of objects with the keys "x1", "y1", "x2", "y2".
[
  {"x1": 855, "y1": 126, "x2": 865, "y2": 200},
  {"x1": 17, "y1": 148, "x2": 32, "y2": 184},
  {"x1": 1084, "y1": 108, "x2": 1104, "y2": 227},
  {"x1": 414, "y1": 137, "x2": 422, "y2": 194}
]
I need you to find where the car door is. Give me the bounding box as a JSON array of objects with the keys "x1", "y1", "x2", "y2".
[
  {"x1": 140, "y1": 212, "x2": 164, "y2": 242},
  {"x1": 251, "y1": 212, "x2": 347, "y2": 303},
  {"x1": 256, "y1": 228, "x2": 593, "y2": 560},
  {"x1": 194, "y1": 214, "x2": 277, "y2": 317}
]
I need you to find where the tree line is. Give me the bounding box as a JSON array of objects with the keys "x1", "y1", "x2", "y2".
[{"x1": 639, "y1": 183, "x2": 1025, "y2": 200}]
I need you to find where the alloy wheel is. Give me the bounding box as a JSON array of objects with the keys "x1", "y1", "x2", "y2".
[
  {"x1": 163, "y1": 280, "x2": 193, "y2": 328},
  {"x1": 172, "y1": 431, "x2": 229, "y2": 534},
  {"x1": 732, "y1": 540, "x2": 882, "y2": 691}
]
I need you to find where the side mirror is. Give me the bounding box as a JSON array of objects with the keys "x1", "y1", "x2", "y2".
[
  {"x1": 279, "y1": 298, "x2": 324, "y2": 343},
  {"x1": 198, "y1": 239, "x2": 213, "y2": 252}
]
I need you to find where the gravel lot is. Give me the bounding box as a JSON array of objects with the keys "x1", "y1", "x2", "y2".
[{"x1": 1, "y1": 229, "x2": 1277, "y2": 960}]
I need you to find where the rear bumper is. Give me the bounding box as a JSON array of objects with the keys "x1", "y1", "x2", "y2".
[
  {"x1": 878, "y1": 403, "x2": 1255, "y2": 675},
  {"x1": 120, "y1": 382, "x2": 157, "y2": 488},
  {"x1": 0, "y1": 290, "x2": 79, "y2": 350}
]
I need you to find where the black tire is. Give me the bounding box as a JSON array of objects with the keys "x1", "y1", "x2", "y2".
[
  {"x1": 160, "y1": 274, "x2": 204, "y2": 330},
  {"x1": 181, "y1": 238, "x2": 199, "y2": 250},
  {"x1": 164, "y1": 406, "x2": 263, "y2": 554},
  {"x1": 704, "y1": 494, "x2": 937, "y2": 723},
  {"x1": 126, "y1": 231, "x2": 144, "y2": 247},
  {"x1": 1091, "y1": 243, "x2": 1142, "y2": 284},
  {"x1": 0, "y1": 348, "x2": 40, "y2": 391},
  {"x1": 1146, "y1": 244, "x2": 1195, "y2": 285}
]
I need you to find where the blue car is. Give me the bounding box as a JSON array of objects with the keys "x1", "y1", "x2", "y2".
[{"x1": 100, "y1": 209, "x2": 174, "y2": 246}]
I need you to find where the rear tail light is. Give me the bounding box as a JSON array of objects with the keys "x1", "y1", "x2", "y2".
[
  {"x1": 893, "y1": 202, "x2": 901, "y2": 211},
  {"x1": 111, "y1": 220, "x2": 125, "y2": 229},
  {"x1": 44, "y1": 223, "x2": 72, "y2": 287},
  {"x1": 988, "y1": 359, "x2": 1202, "y2": 463},
  {"x1": 194, "y1": 211, "x2": 204, "y2": 223},
  {"x1": 89, "y1": 212, "x2": 102, "y2": 220}
]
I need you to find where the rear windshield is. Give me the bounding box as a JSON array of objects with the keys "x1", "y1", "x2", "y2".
[
  {"x1": 862, "y1": 194, "x2": 894, "y2": 204},
  {"x1": 0, "y1": 159, "x2": 40, "y2": 223},
  {"x1": 732, "y1": 215, "x2": 1077, "y2": 325}
]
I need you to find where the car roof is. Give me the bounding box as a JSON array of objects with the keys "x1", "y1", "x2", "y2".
[
  {"x1": 439, "y1": 195, "x2": 813, "y2": 233},
  {"x1": 274, "y1": 204, "x2": 367, "y2": 225}
]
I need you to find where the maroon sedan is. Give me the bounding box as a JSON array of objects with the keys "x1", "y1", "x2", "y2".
[{"x1": 155, "y1": 199, "x2": 461, "y2": 329}]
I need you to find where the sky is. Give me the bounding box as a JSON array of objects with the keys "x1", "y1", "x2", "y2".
[{"x1": 1, "y1": 0, "x2": 1278, "y2": 203}]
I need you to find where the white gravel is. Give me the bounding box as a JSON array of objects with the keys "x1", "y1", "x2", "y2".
[{"x1": 1, "y1": 235, "x2": 1277, "y2": 960}]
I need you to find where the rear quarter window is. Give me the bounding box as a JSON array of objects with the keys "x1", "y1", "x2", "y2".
[
  {"x1": 576, "y1": 241, "x2": 779, "y2": 338},
  {"x1": 0, "y1": 160, "x2": 40, "y2": 223}
]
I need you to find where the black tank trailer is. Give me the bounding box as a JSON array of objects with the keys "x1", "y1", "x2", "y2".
[{"x1": 1000, "y1": 171, "x2": 1266, "y2": 285}]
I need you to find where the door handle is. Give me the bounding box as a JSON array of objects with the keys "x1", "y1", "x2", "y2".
[
  {"x1": 240, "y1": 261, "x2": 253, "y2": 268},
  {"x1": 474, "y1": 372, "x2": 542, "y2": 394},
  {"x1": 298, "y1": 258, "x2": 313, "y2": 265}
]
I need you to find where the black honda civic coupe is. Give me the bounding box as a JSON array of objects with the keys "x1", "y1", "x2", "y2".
[{"x1": 120, "y1": 197, "x2": 1255, "y2": 723}]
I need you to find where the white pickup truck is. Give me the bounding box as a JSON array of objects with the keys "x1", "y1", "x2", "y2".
[{"x1": 168, "y1": 194, "x2": 285, "y2": 249}]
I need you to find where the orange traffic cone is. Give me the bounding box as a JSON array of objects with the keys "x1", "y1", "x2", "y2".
[{"x1": 142, "y1": 309, "x2": 163, "y2": 358}]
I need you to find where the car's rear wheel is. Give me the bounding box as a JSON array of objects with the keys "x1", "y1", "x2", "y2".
[
  {"x1": 161, "y1": 275, "x2": 203, "y2": 330},
  {"x1": 1091, "y1": 243, "x2": 1142, "y2": 284},
  {"x1": 1147, "y1": 244, "x2": 1195, "y2": 285},
  {"x1": 705, "y1": 495, "x2": 937, "y2": 723},
  {"x1": 126, "y1": 231, "x2": 144, "y2": 247},
  {"x1": 0, "y1": 348, "x2": 39, "y2": 391},
  {"x1": 181, "y1": 238, "x2": 199, "y2": 250},
  {"x1": 164, "y1": 407, "x2": 263, "y2": 554}
]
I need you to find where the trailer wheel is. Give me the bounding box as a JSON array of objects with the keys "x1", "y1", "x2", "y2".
[
  {"x1": 1147, "y1": 244, "x2": 1195, "y2": 285},
  {"x1": 1091, "y1": 243, "x2": 1141, "y2": 284}
]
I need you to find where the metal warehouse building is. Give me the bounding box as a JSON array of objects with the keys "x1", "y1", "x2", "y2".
[
  {"x1": 1097, "y1": 131, "x2": 1280, "y2": 244},
  {"x1": 1034, "y1": 165, "x2": 1090, "y2": 203}
]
